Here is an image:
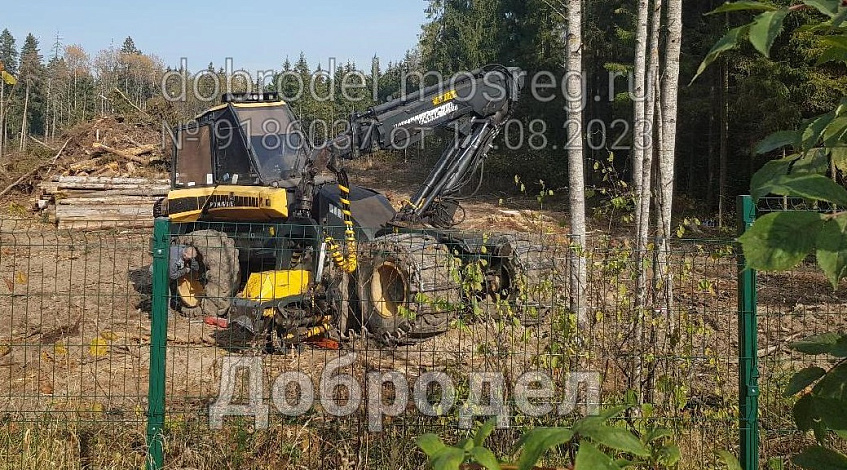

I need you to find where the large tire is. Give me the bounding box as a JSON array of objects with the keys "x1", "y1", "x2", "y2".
[
  {"x1": 493, "y1": 234, "x2": 558, "y2": 326},
  {"x1": 357, "y1": 233, "x2": 461, "y2": 345},
  {"x1": 176, "y1": 230, "x2": 240, "y2": 317}
]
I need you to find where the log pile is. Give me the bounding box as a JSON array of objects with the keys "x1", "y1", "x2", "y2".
[{"x1": 37, "y1": 176, "x2": 169, "y2": 230}]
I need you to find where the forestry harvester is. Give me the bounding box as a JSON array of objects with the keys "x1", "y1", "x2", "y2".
[{"x1": 153, "y1": 64, "x2": 558, "y2": 348}]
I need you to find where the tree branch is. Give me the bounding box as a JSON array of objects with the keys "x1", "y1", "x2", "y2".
[{"x1": 0, "y1": 138, "x2": 69, "y2": 197}]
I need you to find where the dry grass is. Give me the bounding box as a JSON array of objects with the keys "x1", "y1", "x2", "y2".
[
  {"x1": 0, "y1": 419, "x2": 147, "y2": 470},
  {"x1": 0, "y1": 415, "x2": 433, "y2": 469}
]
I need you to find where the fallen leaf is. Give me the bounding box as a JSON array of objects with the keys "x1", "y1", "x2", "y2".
[
  {"x1": 99, "y1": 331, "x2": 118, "y2": 341},
  {"x1": 40, "y1": 383, "x2": 53, "y2": 395},
  {"x1": 3, "y1": 278, "x2": 12, "y2": 292},
  {"x1": 15, "y1": 272, "x2": 27, "y2": 284},
  {"x1": 0, "y1": 346, "x2": 10, "y2": 357},
  {"x1": 89, "y1": 337, "x2": 109, "y2": 356}
]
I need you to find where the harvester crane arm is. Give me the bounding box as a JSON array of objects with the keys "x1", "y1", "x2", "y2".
[{"x1": 305, "y1": 64, "x2": 524, "y2": 228}]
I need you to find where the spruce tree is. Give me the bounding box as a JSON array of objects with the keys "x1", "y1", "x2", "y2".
[
  {"x1": 0, "y1": 29, "x2": 17, "y2": 74},
  {"x1": 17, "y1": 33, "x2": 45, "y2": 149}
]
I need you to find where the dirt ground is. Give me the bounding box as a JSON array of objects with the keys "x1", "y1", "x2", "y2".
[
  {"x1": 1, "y1": 150, "x2": 847, "y2": 467},
  {"x1": 0, "y1": 154, "x2": 571, "y2": 416}
]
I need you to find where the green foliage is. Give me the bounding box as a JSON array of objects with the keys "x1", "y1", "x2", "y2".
[
  {"x1": 783, "y1": 367, "x2": 827, "y2": 396},
  {"x1": 781, "y1": 334, "x2": 847, "y2": 467},
  {"x1": 817, "y1": 217, "x2": 847, "y2": 286},
  {"x1": 802, "y1": 0, "x2": 842, "y2": 18},
  {"x1": 758, "y1": 174, "x2": 847, "y2": 206},
  {"x1": 514, "y1": 427, "x2": 576, "y2": 470},
  {"x1": 738, "y1": 211, "x2": 823, "y2": 271},
  {"x1": 416, "y1": 407, "x2": 680, "y2": 470},
  {"x1": 701, "y1": 1, "x2": 847, "y2": 468},
  {"x1": 693, "y1": 25, "x2": 751, "y2": 82},
  {"x1": 717, "y1": 450, "x2": 744, "y2": 470},
  {"x1": 750, "y1": 10, "x2": 790, "y2": 57},
  {"x1": 0, "y1": 29, "x2": 17, "y2": 75},
  {"x1": 416, "y1": 419, "x2": 502, "y2": 470},
  {"x1": 755, "y1": 130, "x2": 802, "y2": 155},
  {"x1": 708, "y1": 1, "x2": 780, "y2": 14},
  {"x1": 590, "y1": 153, "x2": 636, "y2": 227},
  {"x1": 793, "y1": 446, "x2": 847, "y2": 469},
  {"x1": 790, "y1": 332, "x2": 847, "y2": 356},
  {"x1": 574, "y1": 442, "x2": 619, "y2": 469}
]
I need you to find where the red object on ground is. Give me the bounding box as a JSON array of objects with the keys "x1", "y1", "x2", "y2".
[
  {"x1": 306, "y1": 337, "x2": 340, "y2": 350},
  {"x1": 204, "y1": 316, "x2": 229, "y2": 328}
]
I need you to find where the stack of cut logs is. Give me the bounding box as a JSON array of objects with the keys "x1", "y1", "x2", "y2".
[{"x1": 37, "y1": 176, "x2": 169, "y2": 230}]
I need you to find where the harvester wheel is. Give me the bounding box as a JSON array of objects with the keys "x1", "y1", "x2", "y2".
[
  {"x1": 492, "y1": 234, "x2": 557, "y2": 326},
  {"x1": 358, "y1": 233, "x2": 460, "y2": 345},
  {"x1": 175, "y1": 230, "x2": 240, "y2": 317}
]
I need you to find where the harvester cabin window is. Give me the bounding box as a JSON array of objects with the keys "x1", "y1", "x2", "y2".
[
  {"x1": 175, "y1": 125, "x2": 213, "y2": 187},
  {"x1": 215, "y1": 117, "x2": 254, "y2": 185},
  {"x1": 235, "y1": 106, "x2": 305, "y2": 184}
]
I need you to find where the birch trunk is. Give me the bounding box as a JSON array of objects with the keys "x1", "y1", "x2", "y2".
[
  {"x1": 566, "y1": 0, "x2": 587, "y2": 328},
  {"x1": 632, "y1": 0, "x2": 649, "y2": 230},
  {"x1": 657, "y1": 0, "x2": 683, "y2": 312},
  {"x1": 19, "y1": 80, "x2": 29, "y2": 152},
  {"x1": 633, "y1": 0, "x2": 663, "y2": 401},
  {"x1": 636, "y1": 0, "x2": 662, "y2": 300}
]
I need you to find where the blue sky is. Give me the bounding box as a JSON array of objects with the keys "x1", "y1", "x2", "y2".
[{"x1": 3, "y1": 1, "x2": 429, "y2": 72}]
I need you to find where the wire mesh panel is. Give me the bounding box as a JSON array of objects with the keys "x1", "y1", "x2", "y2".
[
  {"x1": 150, "y1": 222, "x2": 741, "y2": 469},
  {"x1": 7, "y1": 198, "x2": 843, "y2": 468},
  {"x1": 754, "y1": 197, "x2": 847, "y2": 468},
  {"x1": 0, "y1": 218, "x2": 153, "y2": 469}
]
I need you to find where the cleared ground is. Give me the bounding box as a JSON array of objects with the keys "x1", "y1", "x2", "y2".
[{"x1": 0, "y1": 156, "x2": 845, "y2": 468}]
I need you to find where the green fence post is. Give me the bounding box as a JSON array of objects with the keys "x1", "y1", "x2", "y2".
[
  {"x1": 146, "y1": 217, "x2": 170, "y2": 470},
  {"x1": 737, "y1": 195, "x2": 759, "y2": 470}
]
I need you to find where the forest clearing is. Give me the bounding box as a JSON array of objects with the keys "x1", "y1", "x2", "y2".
[{"x1": 2, "y1": 0, "x2": 847, "y2": 469}]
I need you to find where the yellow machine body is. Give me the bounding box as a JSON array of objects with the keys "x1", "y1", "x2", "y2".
[
  {"x1": 176, "y1": 275, "x2": 204, "y2": 307},
  {"x1": 166, "y1": 185, "x2": 289, "y2": 223},
  {"x1": 242, "y1": 269, "x2": 311, "y2": 303}
]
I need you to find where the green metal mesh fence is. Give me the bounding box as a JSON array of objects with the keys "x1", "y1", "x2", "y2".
[
  {"x1": 0, "y1": 219, "x2": 153, "y2": 469},
  {"x1": 0, "y1": 214, "x2": 757, "y2": 469},
  {"x1": 146, "y1": 219, "x2": 742, "y2": 469},
  {"x1": 753, "y1": 197, "x2": 847, "y2": 469}
]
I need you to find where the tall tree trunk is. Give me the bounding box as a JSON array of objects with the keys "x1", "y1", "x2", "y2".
[
  {"x1": 707, "y1": 78, "x2": 717, "y2": 213},
  {"x1": 566, "y1": 0, "x2": 587, "y2": 328},
  {"x1": 44, "y1": 78, "x2": 50, "y2": 140},
  {"x1": 718, "y1": 59, "x2": 729, "y2": 227},
  {"x1": 637, "y1": 0, "x2": 662, "y2": 300},
  {"x1": 657, "y1": 0, "x2": 682, "y2": 312},
  {"x1": 632, "y1": 0, "x2": 650, "y2": 230},
  {"x1": 632, "y1": 0, "x2": 654, "y2": 399},
  {"x1": 19, "y1": 80, "x2": 30, "y2": 152},
  {"x1": 73, "y1": 72, "x2": 78, "y2": 119},
  {"x1": 635, "y1": 0, "x2": 663, "y2": 403},
  {"x1": 0, "y1": 83, "x2": 5, "y2": 162},
  {"x1": 52, "y1": 96, "x2": 58, "y2": 139}
]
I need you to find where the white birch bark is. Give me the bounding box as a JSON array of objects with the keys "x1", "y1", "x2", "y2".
[{"x1": 566, "y1": 0, "x2": 587, "y2": 327}]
